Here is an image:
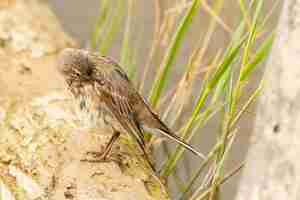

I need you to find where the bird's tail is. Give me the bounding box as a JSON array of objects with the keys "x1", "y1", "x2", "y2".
[
  {"x1": 139, "y1": 98, "x2": 205, "y2": 159},
  {"x1": 150, "y1": 114, "x2": 206, "y2": 160},
  {"x1": 157, "y1": 127, "x2": 206, "y2": 160}
]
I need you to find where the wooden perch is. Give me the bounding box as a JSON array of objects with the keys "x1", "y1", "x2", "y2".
[{"x1": 0, "y1": 0, "x2": 169, "y2": 199}]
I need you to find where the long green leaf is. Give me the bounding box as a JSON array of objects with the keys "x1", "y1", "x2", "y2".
[
  {"x1": 208, "y1": 23, "x2": 245, "y2": 90},
  {"x1": 90, "y1": 0, "x2": 110, "y2": 50},
  {"x1": 120, "y1": 0, "x2": 136, "y2": 80},
  {"x1": 98, "y1": 0, "x2": 124, "y2": 54},
  {"x1": 160, "y1": 30, "x2": 245, "y2": 178},
  {"x1": 149, "y1": 0, "x2": 204, "y2": 106},
  {"x1": 240, "y1": 33, "x2": 274, "y2": 81}
]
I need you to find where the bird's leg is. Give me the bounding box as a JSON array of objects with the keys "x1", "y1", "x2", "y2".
[
  {"x1": 81, "y1": 131, "x2": 120, "y2": 162},
  {"x1": 131, "y1": 134, "x2": 156, "y2": 172},
  {"x1": 101, "y1": 130, "x2": 121, "y2": 159}
]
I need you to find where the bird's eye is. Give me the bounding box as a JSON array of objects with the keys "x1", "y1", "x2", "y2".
[{"x1": 86, "y1": 68, "x2": 93, "y2": 76}]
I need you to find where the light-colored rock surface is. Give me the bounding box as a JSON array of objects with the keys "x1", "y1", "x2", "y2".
[
  {"x1": 235, "y1": 1, "x2": 300, "y2": 200},
  {"x1": 0, "y1": 0, "x2": 169, "y2": 199}
]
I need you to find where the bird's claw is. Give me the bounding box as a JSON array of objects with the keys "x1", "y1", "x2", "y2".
[
  {"x1": 86, "y1": 151, "x2": 103, "y2": 157},
  {"x1": 80, "y1": 151, "x2": 107, "y2": 163}
]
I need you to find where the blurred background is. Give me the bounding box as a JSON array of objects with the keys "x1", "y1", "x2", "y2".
[{"x1": 48, "y1": 1, "x2": 282, "y2": 199}]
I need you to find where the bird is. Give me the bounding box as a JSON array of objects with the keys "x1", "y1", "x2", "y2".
[{"x1": 57, "y1": 48, "x2": 205, "y2": 171}]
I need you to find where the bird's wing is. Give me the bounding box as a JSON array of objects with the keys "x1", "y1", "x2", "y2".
[
  {"x1": 93, "y1": 59, "x2": 206, "y2": 160},
  {"x1": 93, "y1": 64, "x2": 146, "y2": 148},
  {"x1": 93, "y1": 66, "x2": 157, "y2": 170}
]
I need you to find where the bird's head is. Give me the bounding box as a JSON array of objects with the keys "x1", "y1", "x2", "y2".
[{"x1": 57, "y1": 48, "x2": 94, "y2": 87}]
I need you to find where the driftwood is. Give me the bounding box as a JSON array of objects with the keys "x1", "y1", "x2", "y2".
[{"x1": 0, "y1": 0, "x2": 169, "y2": 199}]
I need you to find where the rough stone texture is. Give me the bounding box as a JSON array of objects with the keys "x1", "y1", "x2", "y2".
[
  {"x1": 0, "y1": 0, "x2": 169, "y2": 199},
  {"x1": 235, "y1": 1, "x2": 300, "y2": 200}
]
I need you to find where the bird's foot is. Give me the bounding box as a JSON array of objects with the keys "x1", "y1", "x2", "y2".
[{"x1": 80, "y1": 151, "x2": 108, "y2": 163}]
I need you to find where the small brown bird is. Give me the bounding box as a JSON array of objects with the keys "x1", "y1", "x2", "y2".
[{"x1": 57, "y1": 48, "x2": 205, "y2": 170}]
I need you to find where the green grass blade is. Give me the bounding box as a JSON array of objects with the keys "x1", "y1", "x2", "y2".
[
  {"x1": 149, "y1": 0, "x2": 204, "y2": 106},
  {"x1": 160, "y1": 24, "x2": 246, "y2": 178},
  {"x1": 120, "y1": 0, "x2": 135, "y2": 80},
  {"x1": 180, "y1": 147, "x2": 217, "y2": 200},
  {"x1": 120, "y1": 1, "x2": 132, "y2": 65},
  {"x1": 159, "y1": 88, "x2": 209, "y2": 178},
  {"x1": 230, "y1": 79, "x2": 264, "y2": 129},
  {"x1": 238, "y1": 0, "x2": 250, "y2": 27},
  {"x1": 179, "y1": 104, "x2": 225, "y2": 199},
  {"x1": 98, "y1": 0, "x2": 124, "y2": 54},
  {"x1": 239, "y1": 0, "x2": 263, "y2": 76},
  {"x1": 228, "y1": 0, "x2": 264, "y2": 118},
  {"x1": 207, "y1": 3, "x2": 266, "y2": 197},
  {"x1": 206, "y1": 129, "x2": 237, "y2": 199},
  {"x1": 208, "y1": 29, "x2": 245, "y2": 89},
  {"x1": 211, "y1": 66, "x2": 230, "y2": 104},
  {"x1": 127, "y1": 45, "x2": 137, "y2": 80},
  {"x1": 90, "y1": 0, "x2": 110, "y2": 50},
  {"x1": 194, "y1": 161, "x2": 244, "y2": 200},
  {"x1": 240, "y1": 33, "x2": 274, "y2": 81}
]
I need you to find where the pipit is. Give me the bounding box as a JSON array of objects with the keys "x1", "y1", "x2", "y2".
[{"x1": 57, "y1": 48, "x2": 205, "y2": 171}]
